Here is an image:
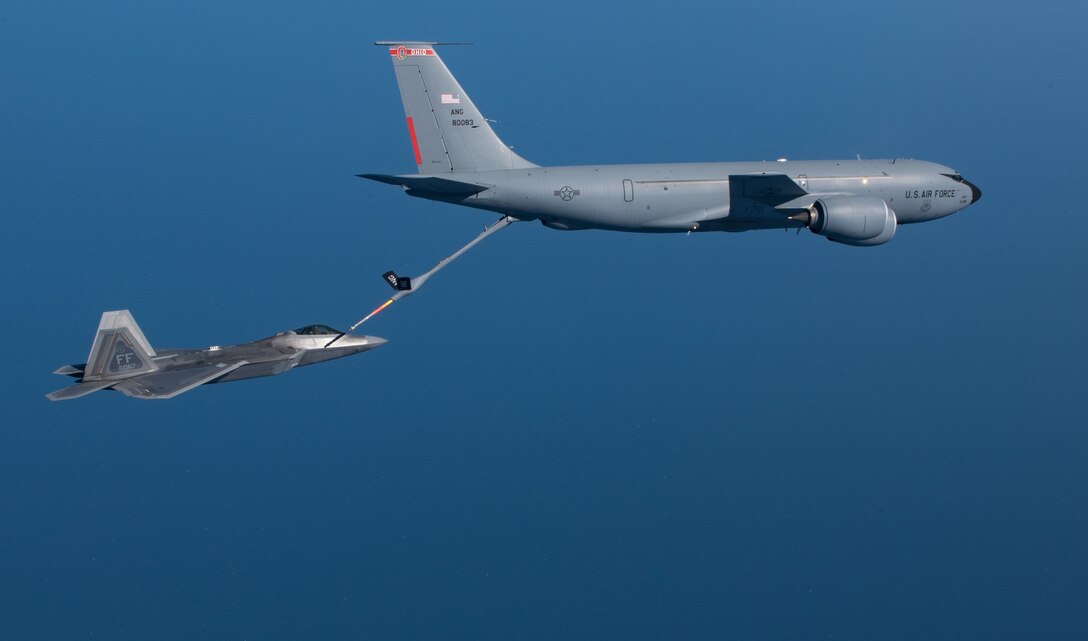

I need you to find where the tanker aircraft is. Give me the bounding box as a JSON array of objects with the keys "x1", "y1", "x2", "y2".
[
  {"x1": 47, "y1": 310, "x2": 386, "y2": 400},
  {"x1": 364, "y1": 42, "x2": 980, "y2": 248}
]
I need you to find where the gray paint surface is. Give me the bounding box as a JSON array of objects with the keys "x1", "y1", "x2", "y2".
[
  {"x1": 367, "y1": 43, "x2": 980, "y2": 245},
  {"x1": 48, "y1": 310, "x2": 386, "y2": 400}
]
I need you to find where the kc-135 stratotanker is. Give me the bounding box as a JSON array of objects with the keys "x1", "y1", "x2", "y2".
[
  {"x1": 330, "y1": 41, "x2": 984, "y2": 333},
  {"x1": 364, "y1": 42, "x2": 980, "y2": 254}
]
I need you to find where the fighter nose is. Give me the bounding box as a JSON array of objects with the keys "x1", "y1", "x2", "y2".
[{"x1": 329, "y1": 334, "x2": 388, "y2": 350}]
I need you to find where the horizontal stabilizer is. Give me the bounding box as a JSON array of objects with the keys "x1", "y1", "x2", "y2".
[
  {"x1": 729, "y1": 173, "x2": 808, "y2": 207},
  {"x1": 358, "y1": 174, "x2": 489, "y2": 196},
  {"x1": 46, "y1": 380, "x2": 115, "y2": 401},
  {"x1": 112, "y1": 361, "x2": 248, "y2": 400}
]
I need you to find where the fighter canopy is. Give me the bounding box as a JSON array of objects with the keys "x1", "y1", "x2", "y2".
[{"x1": 292, "y1": 324, "x2": 342, "y2": 336}]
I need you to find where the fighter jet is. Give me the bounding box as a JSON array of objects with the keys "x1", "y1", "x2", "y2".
[
  {"x1": 364, "y1": 42, "x2": 981, "y2": 247},
  {"x1": 47, "y1": 310, "x2": 386, "y2": 400}
]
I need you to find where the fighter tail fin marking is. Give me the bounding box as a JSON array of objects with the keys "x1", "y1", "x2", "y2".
[
  {"x1": 378, "y1": 41, "x2": 536, "y2": 173},
  {"x1": 82, "y1": 310, "x2": 160, "y2": 381}
]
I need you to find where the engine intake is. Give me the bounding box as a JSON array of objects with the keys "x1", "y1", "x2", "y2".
[{"x1": 799, "y1": 196, "x2": 897, "y2": 246}]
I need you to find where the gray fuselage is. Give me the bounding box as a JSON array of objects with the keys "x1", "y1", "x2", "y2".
[
  {"x1": 405, "y1": 159, "x2": 974, "y2": 233},
  {"x1": 154, "y1": 331, "x2": 382, "y2": 384}
]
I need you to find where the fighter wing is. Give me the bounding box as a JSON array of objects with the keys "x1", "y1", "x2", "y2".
[{"x1": 111, "y1": 361, "x2": 248, "y2": 400}]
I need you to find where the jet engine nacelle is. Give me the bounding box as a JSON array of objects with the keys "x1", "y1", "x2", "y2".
[{"x1": 806, "y1": 196, "x2": 897, "y2": 246}]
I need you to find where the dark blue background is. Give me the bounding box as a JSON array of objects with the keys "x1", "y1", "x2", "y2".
[{"x1": 3, "y1": 2, "x2": 1085, "y2": 639}]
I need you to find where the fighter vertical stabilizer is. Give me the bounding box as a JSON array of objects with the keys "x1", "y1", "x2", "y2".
[{"x1": 82, "y1": 310, "x2": 159, "y2": 381}]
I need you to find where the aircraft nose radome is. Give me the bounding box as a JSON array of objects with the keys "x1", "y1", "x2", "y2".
[
  {"x1": 348, "y1": 335, "x2": 388, "y2": 349},
  {"x1": 963, "y1": 177, "x2": 982, "y2": 204},
  {"x1": 325, "y1": 334, "x2": 387, "y2": 350}
]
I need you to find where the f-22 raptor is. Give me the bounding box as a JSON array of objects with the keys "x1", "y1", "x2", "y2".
[
  {"x1": 47, "y1": 310, "x2": 386, "y2": 400},
  {"x1": 364, "y1": 42, "x2": 981, "y2": 247}
]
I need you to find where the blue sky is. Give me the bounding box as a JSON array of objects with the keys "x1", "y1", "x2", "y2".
[{"x1": 2, "y1": 1, "x2": 1086, "y2": 639}]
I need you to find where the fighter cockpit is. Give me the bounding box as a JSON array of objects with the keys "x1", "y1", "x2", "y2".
[{"x1": 292, "y1": 324, "x2": 342, "y2": 336}]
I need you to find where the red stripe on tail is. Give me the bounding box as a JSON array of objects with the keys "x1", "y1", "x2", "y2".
[{"x1": 405, "y1": 117, "x2": 422, "y2": 166}]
